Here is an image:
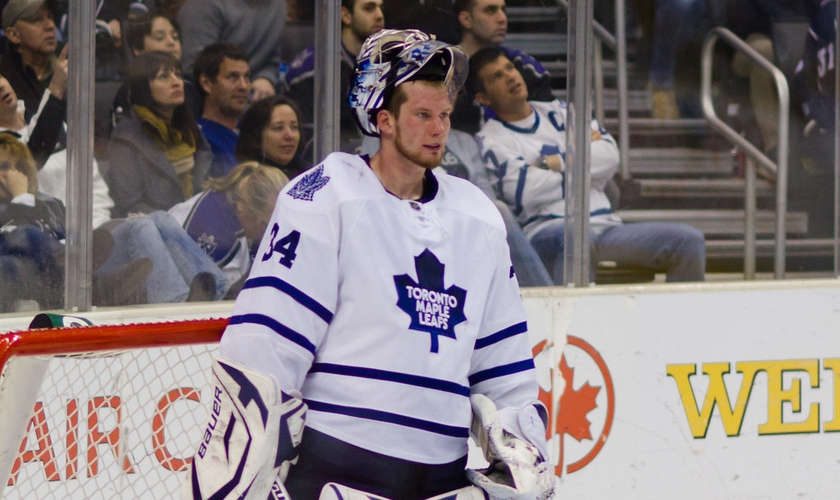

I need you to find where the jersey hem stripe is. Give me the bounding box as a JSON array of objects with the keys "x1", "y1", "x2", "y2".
[
  {"x1": 305, "y1": 399, "x2": 470, "y2": 438},
  {"x1": 229, "y1": 313, "x2": 317, "y2": 354},
  {"x1": 242, "y1": 276, "x2": 334, "y2": 323},
  {"x1": 474, "y1": 321, "x2": 528, "y2": 349},
  {"x1": 309, "y1": 363, "x2": 471, "y2": 396},
  {"x1": 468, "y1": 358, "x2": 536, "y2": 386}
]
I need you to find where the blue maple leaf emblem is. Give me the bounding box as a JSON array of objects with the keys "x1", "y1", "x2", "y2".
[
  {"x1": 394, "y1": 249, "x2": 467, "y2": 353},
  {"x1": 288, "y1": 165, "x2": 330, "y2": 201}
]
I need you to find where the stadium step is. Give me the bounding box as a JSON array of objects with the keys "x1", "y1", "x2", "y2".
[
  {"x1": 634, "y1": 178, "x2": 775, "y2": 199},
  {"x1": 704, "y1": 238, "x2": 837, "y2": 259},
  {"x1": 628, "y1": 148, "x2": 733, "y2": 177},
  {"x1": 615, "y1": 209, "x2": 809, "y2": 236}
]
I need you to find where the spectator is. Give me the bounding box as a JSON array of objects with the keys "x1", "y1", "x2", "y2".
[
  {"x1": 0, "y1": 72, "x2": 114, "y2": 228},
  {"x1": 177, "y1": 0, "x2": 285, "y2": 101},
  {"x1": 725, "y1": 0, "x2": 814, "y2": 157},
  {"x1": 169, "y1": 160, "x2": 289, "y2": 299},
  {"x1": 639, "y1": 0, "x2": 709, "y2": 119},
  {"x1": 0, "y1": 0, "x2": 64, "y2": 114},
  {"x1": 284, "y1": 0, "x2": 384, "y2": 155},
  {"x1": 95, "y1": 160, "x2": 288, "y2": 305},
  {"x1": 0, "y1": 133, "x2": 64, "y2": 311},
  {"x1": 236, "y1": 94, "x2": 309, "y2": 180},
  {"x1": 451, "y1": 0, "x2": 553, "y2": 133},
  {"x1": 193, "y1": 43, "x2": 251, "y2": 178},
  {"x1": 470, "y1": 47, "x2": 705, "y2": 284},
  {"x1": 112, "y1": 9, "x2": 197, "y2": 126},
  {"x1": 793, "y1": 0, "x2": 835, "y2": 137},
  {"x1": 360, "y1": 129, "x2": 553, "y2": 287},
  {"x1": 105, "y1": 50, "x2": 211, "y2": 218}
]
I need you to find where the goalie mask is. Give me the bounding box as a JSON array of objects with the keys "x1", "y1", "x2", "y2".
[{"x1": 348, "y1": 29, "x2": 468, "y2": 137}]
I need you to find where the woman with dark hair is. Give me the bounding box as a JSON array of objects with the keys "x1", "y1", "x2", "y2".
[
  {"x1": 105, "y1": 50, "x2": 211, "y2": 218},
  {"x1": 236, "y1": 95, "x2": 310, "y2": 179},
  {"x1": 112, "y1": 10, "x2": 196, "y2": 126}
]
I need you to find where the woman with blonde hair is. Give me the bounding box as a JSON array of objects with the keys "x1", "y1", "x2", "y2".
[{"x1": 170, "y1": 161, "x2": 289, "y2": 298}]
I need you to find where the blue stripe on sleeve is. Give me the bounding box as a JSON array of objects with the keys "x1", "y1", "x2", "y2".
[
  {"x1": 228, "y1": 313, "x2": 316, "y2": 354},
  {"x1": 305, "y1": 400, "x2": 470, "y2": 438},
  {"x1": 468, "y1": 359, "x2": 536, "y2": 386},
  {"x1": 242, "y1": 276, "x2": 333, "y2": 324},
  {"x1": 474, "y1": 321, "x2": 528, "y2": 350},
  {"x1": 309, "y1": 363, "x2": 471, "y2": 396}
]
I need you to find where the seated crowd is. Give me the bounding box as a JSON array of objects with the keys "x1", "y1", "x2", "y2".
[{"x1": 2, "y1": 0, "x2": 830, "y2": 311}]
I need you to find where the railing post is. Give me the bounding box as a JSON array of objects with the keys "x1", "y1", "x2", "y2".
[
  {"x1": 65, "y1": 0, "x2": 96, "y2": 311},
  {"x1": 564, "y1": 0, "x2": 595, "y2": 287},
  {"x1": 314, "y1": 0, "x2": 341, "y2": 163}
]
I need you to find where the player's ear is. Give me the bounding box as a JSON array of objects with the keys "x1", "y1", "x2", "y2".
[{"x1": 376, "y1": 109, "x2": 395, "y2": 136}]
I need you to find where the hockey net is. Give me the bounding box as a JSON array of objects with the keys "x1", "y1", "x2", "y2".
[{"x1": 0, "y1": 317, "x2": 227, "y2": 500}]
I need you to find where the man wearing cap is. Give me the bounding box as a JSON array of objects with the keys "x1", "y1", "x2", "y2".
[
  {"x1": 184, "y1": 29, "x2": 554, "y2": 500},
  {"x1": 0, "y1": 0, "x2": 66, "y2": 114}
]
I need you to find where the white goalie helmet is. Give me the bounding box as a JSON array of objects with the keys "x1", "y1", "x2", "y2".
[{"x1": 348, "y1": 29, "x2": 468, "y2": 137}]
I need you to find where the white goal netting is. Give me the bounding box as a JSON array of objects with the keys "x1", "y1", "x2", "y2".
[{"x1": 0, "y1": 319, "x2": 224, "y2": 500}]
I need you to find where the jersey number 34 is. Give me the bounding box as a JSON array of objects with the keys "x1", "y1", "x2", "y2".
[{"x1": 262, "y1": 223, "x2": 300, "y2": 268}]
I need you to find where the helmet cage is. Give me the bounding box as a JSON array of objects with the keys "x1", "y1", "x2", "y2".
[{"x1": 348, "y1": 29, "x2": 468, "y2": 137}]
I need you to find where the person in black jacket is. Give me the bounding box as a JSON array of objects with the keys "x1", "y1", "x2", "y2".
[{"x1": 0, "y1": 133, "x2": 65, "y2": 311}]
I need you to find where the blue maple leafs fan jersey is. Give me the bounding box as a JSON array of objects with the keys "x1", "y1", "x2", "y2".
[{"x1": 220, "y1": 152, "x2": 540, "y2": 464}]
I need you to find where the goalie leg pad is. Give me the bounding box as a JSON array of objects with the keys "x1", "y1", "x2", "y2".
[
  {"x1": 468, "y1": 394, "x2": 555, "y2": 500},
  {"x1": 180, "y1": 357, "x2": 307, "y2": 500}
]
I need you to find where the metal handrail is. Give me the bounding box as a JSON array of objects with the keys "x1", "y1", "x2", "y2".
[
  {"x1": 555, "y1": 0, "x2": 630, "y2": 180},
  {"x1": 701, "y1": 27, "x2": 789, "y2": 279}
]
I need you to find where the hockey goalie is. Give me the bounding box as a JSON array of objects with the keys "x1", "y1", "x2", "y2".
[{"x1": 182, "y1": 27, "x2": 555, "y2": 500}]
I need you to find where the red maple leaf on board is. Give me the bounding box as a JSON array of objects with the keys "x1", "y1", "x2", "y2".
[{"x1": 556, "y1": 356, "x2": 600, "y2": 442}]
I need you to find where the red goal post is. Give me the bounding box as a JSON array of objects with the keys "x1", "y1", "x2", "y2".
[{"x1": 0, "y1": 318, "x2": 228, "y2": 500}]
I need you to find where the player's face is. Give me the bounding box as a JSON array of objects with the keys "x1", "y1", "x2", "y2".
[
  {"x1": 0, "y1": 76, "x2": 20, "y2": 114},
  {"x1": 149, "y1": 66, "x2": 185, "y2": 113},
  {"x1": 344, "y1": 0, "x2": 384, "y2": 41},
  {"x1": 202, "y1": 57, "x2": 251, "y2": 118},
  {"x1": 261, "y1": 104, "x2": 300, "y2": 167},
  {"x1": 464, "y1": 0, "x2": 507, "y2": 46},
  {"x1": 7, "y1": 5, "x2": 57, "y2": 56},
  {"x1": 393, "y1": 81, "x2": 452, "y2": 170},
  {"x1": 141, "y1": 16, "x2": 182, "y2": 60},
  {"x1": 475, "y1": 54, "x2": 527, "y2": 111}
]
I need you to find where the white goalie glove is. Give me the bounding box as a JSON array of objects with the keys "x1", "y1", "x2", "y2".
[
  {"x1": 467, "y1": 394, "x2": 555, "y2": 500},
  {"x1": 181, "y1": 357, "x2": 307, "y2": 500}
]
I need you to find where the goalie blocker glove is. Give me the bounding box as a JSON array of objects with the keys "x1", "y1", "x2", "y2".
[
  {"x1": 181, "y1": 357, "x2": 307, "y2": 500},
  {"x1": 468, "y1": 394, "x2": 555, "y2": 500}
]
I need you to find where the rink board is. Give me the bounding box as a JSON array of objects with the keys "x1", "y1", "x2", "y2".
[{"x1": 1, "y1": 281, "x2": 839, "y2": 498}]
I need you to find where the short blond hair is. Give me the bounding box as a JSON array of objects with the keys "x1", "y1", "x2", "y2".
[
  {"x1": 205, "y1": 161, "x2": 289, "y2": 227},
  {"x1": 0, "y1": 133, "x2": 38, "y2": 194}
]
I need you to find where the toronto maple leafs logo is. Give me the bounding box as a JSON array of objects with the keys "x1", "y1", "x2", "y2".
[
  {"x1": 288, "y1": 165, "x2": 330, "y2": 201},
  {"x1": 394, "y1": 249, "x2": 467, "y2": 353}
]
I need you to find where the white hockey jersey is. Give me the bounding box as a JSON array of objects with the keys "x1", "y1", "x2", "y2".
[
  {"x1": 476, "y1": 99, "x2": 622, "y2": 236},
  {"x1": 220, "y1": 152, "x2": 538, "y2": 465}
]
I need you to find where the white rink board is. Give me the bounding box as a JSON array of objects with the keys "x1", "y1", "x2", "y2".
[
  {"x1": 532, "y1": 281, "x2": 840, "y2": 499},
  {"x1": 3, "y1": 281, "x2": 840, "y2": 498}
]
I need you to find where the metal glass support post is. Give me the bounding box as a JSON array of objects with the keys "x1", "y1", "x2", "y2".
[
  {"x1": 564, "y1": 0, "x2": 595, "y2": 287},
  {"x1": 615, "y1": 0, "x2": 630, "y2": 181},
  {"x1": 65, "y1": 0, "x2": 96, "y2": 311},
  {"x1": 314, "y1": 0, "x2": 341, "y2": 162},
  {"x1": 834, "y1": 0, "x2": 840, "y2": 276}
]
